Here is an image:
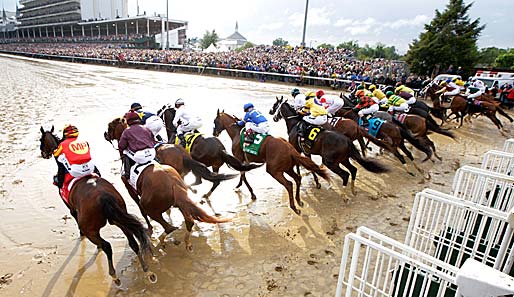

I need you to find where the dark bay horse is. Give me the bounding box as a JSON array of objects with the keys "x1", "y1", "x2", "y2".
[
  {"x1": 213, "y1": 110, "x2": 330, "y2": 215},
  {"x1": 156, "y1": 105, "x2": 262, "y2": 198},
  {"x1": 105, "y1": 117, "x2": 238, "y2": 197},
  {"x1": 39, "y1": 127, "x2": 156, "y2": 285},
  {"x1": 270, "y1": 100, "x2": 390, "y2": 194}
]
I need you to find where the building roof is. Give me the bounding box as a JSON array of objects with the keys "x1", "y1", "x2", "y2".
[{"x1": 225, "y1": 31, "x2": 246, "y2": 41}]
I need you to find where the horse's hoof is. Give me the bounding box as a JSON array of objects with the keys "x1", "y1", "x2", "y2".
[
  {"x1": 146, "y1": 272, "x2": 158, "y2": 284},
  {"x1": 251, "y1": 194, "x2": 257, "y2": 201},
  {"x1": 298, "y1": 201, "x2": 304, "y2": 207},
  {"x1": 294, "y1": 209, "x2": 301, "y2": 215},
  {"x1": 186, "y1": 245, "x2": 193, "y2": 252},
  {"x1": 190, "y1": 189, "x2": 197, "y2": 194},
  {"x1": 112, "y1": 277, "x2": 121, "y2": 286},
  {"x1": 202, "y1": 193, "x2": 211, "y2": 199},
  {"x1": 233, "y1": 187, "x2": 242, "y2": 192},
  {"x1": 351, "y1": 190, "x2": 357, "y2": 196},
  {"x1": 315, "y1": 183, "x2": 321, "y2": 189},
  {"x1": 408, "y1": 172, "x2": 416, "y2": 177}
]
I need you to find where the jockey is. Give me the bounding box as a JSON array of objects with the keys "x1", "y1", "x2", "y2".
[
  {"x1": 466, "y1": 78, "x2": 486, "y2": 102},
  {"x1": 130, "y1": 102, "x2": 164, "y2": 142},
  {"x1": 452, "y1": 77, "x2": 466, "y2": 89},
  {"x1": 354, "y1": 90, "x2": 379, "y2": 126},
  {"x1": 441, "y1": 79, "x2": 460, "y2": 100},
  {"x1": 397, "y1": 90, "x2": 417, "y2": 105},
  {"x1": 237, "y1": 103, "x2": 270, "y2": 143},
  {"x1": 53, "y1": 124, "x2": 98, "y2": 194},
  {"x1": 172, "y1": 98, "x2": 203, "y2": 147},
  {"x1": 118, "y1": 111, "x2": 156, "y2": 180},
  {"x1": 369, "y1": 84, "x2": 386, "y2": 103},
  {"x1": 381, "y1": 91, "x2": 409, "y2": 113},
  {"x1": 299, "y1": 92, "x2": 328, "y2": 135},
  {"x1": 316, "y1": 89, "x2": 344, "y2": 116},
  {"x1": 291, "y1": 88, "x2": 306, "y2": 111},
  {"x1": 394, "y1": 82, "x2": 415, "y2": 96}
]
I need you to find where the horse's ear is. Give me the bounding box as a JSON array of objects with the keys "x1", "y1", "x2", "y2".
[
  {"x1": 51, "y1": 125, "x2": 54, "y2": 133},
  {"x1": 222, "y1": 109, "x2": 224, "y2": 113},
  {"x1": 217, "y1": 108, "x2": 220, "y2": 115},
  {"x1": 281, "y1": 95, "x2": 283, "y2": 100},
  {"x1": 340, "y1": 92, "x2": 343, "y2": 98},
  {"x1": 40, "y1": 126, "x2": 44, "y2": 134}
]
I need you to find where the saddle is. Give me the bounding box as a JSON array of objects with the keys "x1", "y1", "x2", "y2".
[{"x1": 440, "y1": 95, "x2": 454, "y2": 108}]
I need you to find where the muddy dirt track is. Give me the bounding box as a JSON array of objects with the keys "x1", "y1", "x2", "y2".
[{"x1": 0, "y1": 54, "x2": 510, "y2": 296}]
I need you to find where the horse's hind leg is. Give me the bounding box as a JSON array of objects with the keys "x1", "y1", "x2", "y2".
[
  {"x1": 323, "y1": 159, "x2": 350, "y2": 188},
  {"x1": 149, "y1": 213, "x2": 178, "y2": 249},
  {"x1": 203, "y1": 166, "x2": 221, "y2": 199},
  {"x1": 87, "y1": 232, "x2": 120, "y2": 286},
  {"x1": 120, "y1": 228, "x2": 156, "y2": 282},
  {"x1": 285, "y1": 168, "x2": 303, "y2": 208},
  {"x1": 269, "y1": 170, "x2": 299, "y2": 215},
  {"x1": 341, "y1": 159, "x2": 357, "y2": 195},
  {"x1": 241, "y1": 172, "x2": 257, "y2": 200},
  {"x1": 183, "y1": 219, "x2": 195, "y2": 252}
]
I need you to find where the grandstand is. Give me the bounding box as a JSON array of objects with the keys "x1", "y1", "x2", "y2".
[{"x1": 9, "y1": 0, "x2": 187, "y2": 48}]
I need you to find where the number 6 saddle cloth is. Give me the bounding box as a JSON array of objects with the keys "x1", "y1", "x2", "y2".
[
  {"x1": 297, "y1": 123, "x2": 324, "y2": 154},
  {"x1": 239, "y1": 128, "x2": 270, "y2": 156}
]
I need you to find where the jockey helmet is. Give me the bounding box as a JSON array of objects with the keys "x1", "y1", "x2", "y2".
[
  {"x1": 315, "y1": 89, "x2": 325, "y2": 98},
  {"x1": 130, "y1": 102, "x2": 142, "y2": 111},
  {"x1": 175, "y1": 98, "x2": 185, "y2": 108},
  {"x1": 243, "y1": 103, "x2": 254, "y2": 112},
  {"x1": 464, "y1": 82, "x2": 470, "y2": 88},
  {"x1": 356, "y1": 85, "x2": 365, "y2": 90},
  {"x1": 369, "y1": 84, "x2": 376, "y2": 91},
  {"x1": 385, "y1": 91, "x2": 394, "y2": 98},
  {"x1": 439, "y1": 81, "x2": 447, "y2": 86},
  {"x1": 355, "y1": 89, "x2": 365, "y2": 98},
  {"x1": 291, "y1": 88, "x2": 300, "y2": 96},
  {"x1": 125, "y1": 111, "x2": 141, "y2": 125},
  {"x1": 451, "y1": 77, "x2": 458, "y2": 82},
  {"x1": 446, "y1": 78, "x2": 452, "y2": 83},
  {"x1": 395, "y1": 82, "x2": 403, "y2": 88},
  {"x1": 468, "y1": 76, "x2": 473, "y2": 81},
  {"x1": 63, "y1": 124, "x2": 79, "y2": 138},
  {"x1": 305, "y1": 91, "x2": 316, "y2": 99}
]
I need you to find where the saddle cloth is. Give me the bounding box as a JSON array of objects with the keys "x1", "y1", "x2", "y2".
[{"x1": 129, "y1": 161, "x2": 157, "y2": 191}]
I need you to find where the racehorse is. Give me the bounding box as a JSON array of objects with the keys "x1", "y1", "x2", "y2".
[
  {"x1": 269, "y1": 96, "x2": 393, "y2": 157},
  {"x1": 105, "y1": 117, "x2": 237, "y2": 197},
  {"x1": 270, "y1": 100, "x2": 389, "y2": 194},
  {"x1": 155, "y1": 104, "x2": 262, "y2": 198},
  {"x1": 39, "y1": 126, "x2": 156, "y2": 285},
  {"x1": 212, "y1": 110, "x2": 330, "y2": 215}
]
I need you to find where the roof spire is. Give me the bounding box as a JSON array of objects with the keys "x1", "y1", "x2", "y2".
[{"x1": 235, "y1": 21, "x2": 238, "y2": 32}]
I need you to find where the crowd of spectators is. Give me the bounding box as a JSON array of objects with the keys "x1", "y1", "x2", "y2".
[
  {"x1": 0, "y1": 42, "x2": 426, "y2": 88},
  {"x1": 0, "y1": 34, "x2": 147, "y2": 44}
]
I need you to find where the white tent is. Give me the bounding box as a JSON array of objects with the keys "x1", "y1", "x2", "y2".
[{"x1": 204, "y1": 43, "x2": 219, "y2": 53}]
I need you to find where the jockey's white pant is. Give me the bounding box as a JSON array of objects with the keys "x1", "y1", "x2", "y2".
[
  {"x1": 390, "y1": 103, "x2": 409, "y2": 113},
  {"x1": 444, "y1": 89, "x2": 460, "y2": 97},
  {"x1": 57, "y1": 154, "x2": 95, "y2": 178},
  {"x1": 125, "y1": 148, "x2": 156, "y2": 164},
  {"x1": 326, "y1": 99, "x2": 344, "y2": 115},
  {"x1": 246, "y1": 121, "x2": 270, "y2": 134},
  {"x1": 177, "y1": 118, "x2": 202, "y2": 135},
  {"x1": 303, "y1": 114, "x2": 328, "y2": 125},
  {"x1": 358, "y1": 104, "x2": 379, "y2": 117},
  {"x1": 145, "y1": 115, "x2": 164, "y2": 136},
  {"x1": 467, "y1": 91, "x2": 484, "y2": 100},
  {"x1": 69, "y1": 160, "x2": 95, "y2": 178},
  {"x1": 405, "y1": 97, "x2": 417, "y2": 105}
]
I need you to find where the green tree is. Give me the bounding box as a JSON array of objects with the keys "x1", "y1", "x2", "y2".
[
  {"x1": 405, "y1": 0, "x2": 484, "y2": 76},
  {"x1": 200, "y1": 30, "x2": 219, "y2": 49},
  {"x1": 337, "y1": 40, "x2": 360, "y2": 51},
  {"x1": 235, "y1": 42, "x2": 255, "y2": 52},
  {"x1": 478, "y1": 47, "x2": 507, "y2": 67},
  {"x1": 317, "y1": 43, "x2": 334, "y2": 49},
  {"x1": 495, "y1": 49, "x2": 514, "y2": 69},
  {"x1": 272, "y1": 38, "x2": 289, "y2": 46}
]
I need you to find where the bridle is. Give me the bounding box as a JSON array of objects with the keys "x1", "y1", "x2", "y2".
[{"x1": 40, "y1": 131, "x2": 60, "y2": 159}]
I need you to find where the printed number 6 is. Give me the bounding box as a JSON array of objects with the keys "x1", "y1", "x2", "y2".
[
  {"x1": 308, "y1": 128, "x2": 320, "y2": 140},
  {"x1": 254, "y1": 134, "x2": 264, "y2": 144}
]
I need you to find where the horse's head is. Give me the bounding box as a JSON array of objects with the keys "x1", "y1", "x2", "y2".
[
  {"x1": 39, "y1": 125, "x2": 60, "y2": 159},
  {"x1": 213, "y1": 109, "x2": 226, "y2": 137},
  {"x1": 269, "y1": 96, "x2": 284, "y2": 116},
  {"x1": 104, "y1": 117, "x2": 127, "y2": 144},
  {"x1": 272, "y1": 99, "x2": 297, "y2": 122}
]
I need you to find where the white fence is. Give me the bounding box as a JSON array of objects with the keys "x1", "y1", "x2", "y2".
[
  {"x1": 405, "y1": 189, "x2": 514, "y2": 274},
  {"x1": 481, "y1": 150, "x2": 514, "y2": 175},
  {"x1": 451, "y1": 165, "x2": 514, "y2": 211},
  {"x1": 503, "y1": 139, "x2": 514, "y2": 154}
]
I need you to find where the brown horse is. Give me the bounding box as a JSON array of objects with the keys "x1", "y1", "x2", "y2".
[
  {"x1": 269, "y1": 96, "x2": 393, "y2": 157},
  {"x1": 426, "y1": 83, "x2": 508, "y2": 132},
  {"x1": 105, "y1": 117, "x2": 238, "y2": 197},
  {"x1": 269, "y1": 99, "x2": 390, "y2": 194},
  {"x1": 156, "y1": 105, "x2": 262, "y2": 198},
  {"x1": 213, "y1": 110, "x2": 330, "y2": 215},
  {"x1": 39, "y1": 127, "x2": 156, "y2": 285}
]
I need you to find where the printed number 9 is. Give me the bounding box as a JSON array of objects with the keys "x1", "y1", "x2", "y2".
[
  {"x1": 372, "y1": 120, "x2": 380, "y2": 130},
  {"x1": 308, "y1": 128, "x2": 320, "y2": 140}
]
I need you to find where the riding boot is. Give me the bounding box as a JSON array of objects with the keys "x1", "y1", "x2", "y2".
[
  {"x1": 123, "y1": 155, "x2": 132, "y2": 179},
  {"x1": 155, "y1": 134, "x2": 163, "y2": 142},
  {"x1": 55, "y1": 162, "x2": 65, "y2": 188},
  {"x1": 361, "y1": 116, "x2": 369, "y2": 127},
  {"x1": 244, "y1": 129, "x2": 254, "y2": 143},
  {"x1": 178, "y1": 133, "x2": 186, "y2": 147},
  {"x1": 297, "y1": 121, "x2": 305, "y2": 137}
]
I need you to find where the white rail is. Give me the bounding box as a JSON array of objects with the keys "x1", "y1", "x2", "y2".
[
  {"x1": 481, "y1": 150, "x2": 514, "y2": 175},
  {"x1": 503, "y1": 139, "x2": 514, "y2": 154}
]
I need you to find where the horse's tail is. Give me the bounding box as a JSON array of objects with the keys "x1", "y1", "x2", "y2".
[
  {"x1": 359, "y1": 128, "x2": 394, "y2": 153},
  {"x1": 183, "y1": 157, "x2": 238, "y2": 181},
  {"x1": 220, "y1": 150, "x2": 263, "y2": 171},
  {"x1": 496, "y1": 106, "x2": 514, "y2": 123},
  {"x1": 426, "y1": 118, "x2": 455, "y2": 139},
  {"x1": 174, "y1": 187, "x2": 231, "y2": 224},
  {"x1": 291, "y1": 152, "x2": 331, "y2": 182},
  {"x1": 349, "y1": 142, "x2": 389, "y2": 173},
  {"x1": 398, "y1": 124, "x2": 433, "y2": 160},
  {"x1": 100, "y1": 194, "x2": 151, "y2": 255}
]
